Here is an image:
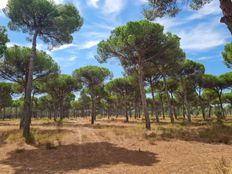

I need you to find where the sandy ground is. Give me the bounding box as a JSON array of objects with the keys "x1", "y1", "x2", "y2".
[{"x1": 0, "y1": 118, "x2": 232, "y2": 174}]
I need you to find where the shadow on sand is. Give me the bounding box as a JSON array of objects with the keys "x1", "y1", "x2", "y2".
[{"x1": 1, "y1": 142, "x2": 159, "y2": 174}]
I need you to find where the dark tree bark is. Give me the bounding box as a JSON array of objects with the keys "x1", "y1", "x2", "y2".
[
  {"x1": 201, "y1": 105, "x2": 206, "y2": 121},
  {"x1": 218, "y1": 91, "x2": 225, "y2": 118},
  {"x1": 150, "y1": 81, "x2": 160, "y2": 123},
  {"x1": 91, "y1": 96, "x2": 96, "y2": 124},
  {"x1": 163, "y1": 75, "x2": 174, "y2": 123},
  {"x1": 138, "y1": 64, "x2": 151, "y2": 129},
  {"x1": 159, "y1": 94, "x2": 165, "y2": 120},
  {"x1": 220, "y1": 0, "x2": 232, "y2": 34},
  {"x1": 22, "y1": 31, "x2": 38, "y2": 138},
  {"x1": 184, "y1": 89, "x2": 191, "y2": 123}
]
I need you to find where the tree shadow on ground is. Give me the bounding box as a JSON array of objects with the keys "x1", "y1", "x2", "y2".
[{"x1": 1, "y1": 142, "x2": 159, "y2": 174}]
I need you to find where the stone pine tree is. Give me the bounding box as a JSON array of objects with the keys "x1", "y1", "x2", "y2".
[
  {"x1": 4, "y1": 0, "x2": 83, "y2": 139},
  {"x1": 39, "y1": 74, "x2": 79, "y2": 120},
  {"x1": 178, "y1": 59, "x2": 205, "y2": 122},
  {"x1": 0, "y1": 46, "x2": 59, "y2": 128},
  {"x1": 73, "y1": 66, "x2": 112, "y2": 124},
  {"x1": 105, "y1": 77, "x2": 134, "y2": 122},
  {"x1": 96, "y1": 20, "x2": 171, "y2": 130}
]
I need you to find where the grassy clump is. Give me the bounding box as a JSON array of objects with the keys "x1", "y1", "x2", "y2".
[
  {"x1": 198, "y1": 124, "x2": 232, "y2": 144},
  {"x1": 55, "y1": 119, "x2": 64, "y2": 127},
  {"x1": 81, "y1": 134, "x2": 88, "y2": 141},
  {"x1": 111, "y1": 126, "x2": 143, "y2": 139},
  {"x1": 6, "y1": 128, "x2": 64, "y2": 146},
  {"x1": 215, "y1": 157, "x2": 232, "y2": 174},
  {"x1": 15, "y1": 148, "x2": 25, "y2": 153}
]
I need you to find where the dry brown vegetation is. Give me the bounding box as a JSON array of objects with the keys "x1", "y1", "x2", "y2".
[{"x1": 0, "y1": 117, "x2": 232, "y2": 174}]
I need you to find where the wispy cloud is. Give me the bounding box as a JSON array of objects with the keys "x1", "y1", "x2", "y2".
[
  {"x1": 155, "y1": 17, "x2": 187, "y2": 31},
  {"x1": 67, "y1": 56, "x2": 78, "y2": 62},
  {"x1": 0, "y1": 0, "x2": 7, "y2": 9},
  {"x1": 78, "y1": 40, "x2": 100, "y2": 49},
  {"x1": 86, "y1": 0, "x2": 100, "y2": 8},
  {"x1": 102, "y1": 0, "x2": 125, "y2": 15},
  {"x1": 53, "y1": 0, "x2": 65, "y2": 4},
  {"x1": 187, "y1": 0, "x2": 221, "y2": 20},
  {"x1": 179, "y1": 22, "x2": 226, "y2": 50},
  {"x1": 197, "y1": 56, "x2": 215, "y2": 61},
  {"x1": 50, "y1": 44, "x2": 76, "y2": 52}
]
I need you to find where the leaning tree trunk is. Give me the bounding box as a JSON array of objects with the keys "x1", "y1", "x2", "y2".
[
  {"x1": 138, "y1": 63, "x2": 150, "y2": 130},
  {"x1": 22, "y1": 31, "x2": 38, "y2": 139},
  {"x1": 220, "y1": 0, "x2": 232, "y2": 34}
]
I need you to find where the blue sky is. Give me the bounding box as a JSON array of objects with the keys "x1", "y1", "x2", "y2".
[{"x1": 0, "y1": 0, "x2": 231, "y2": 79}]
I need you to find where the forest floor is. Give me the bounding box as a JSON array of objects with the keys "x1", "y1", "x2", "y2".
[{"x1": 0, "y1": 117, "x2": 232, "y2": 174}]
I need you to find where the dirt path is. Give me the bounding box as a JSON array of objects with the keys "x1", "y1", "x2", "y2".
[{"x1": 0, "y1": 119, "x2": 232, "y2": 174}]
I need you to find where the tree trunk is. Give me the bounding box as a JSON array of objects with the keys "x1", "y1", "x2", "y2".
[
  {"x1": 15, "y1": 107, "x2": 18, "y2": 118},
  {"x1": 125, "y1": 106, "x2": 129, "y2": 122},
  {"x1": 138, "y1": 64, "x2": 150, "y2": 130},
  {"x1": 91, "y1": 96, "x2": 96, "y2": 124},
  {"x1": 184, "y1": 89, "x2": 191, "y2": 123},
  {"x1": 173, "y1": 105, "x2": 178, "y2": 120},
  {"x1": 182, "y1": 102, "x2": 186, "y2": 120},
  {"x1": 201, "y1": 105, "x2": 206, "y2": 121},
  {"x1": 3, "y1": 107, "x2": 5, "y2": 120},
  {"x1": 170, "y1": 92, "x2": 177, "y2": 120},
  {"x1": 182, "y1": 80, "x2": 191, "y2": 123},
  {"x1": 22, "y1": 31, "x2": 38, "y2": 139},
  {"x1": 163, "y1": 75, "x2": 174, "y2": 123},
  {"x1": 207, "y1": 104, "x2": 211, "y2": 118},
  {"x1": 160, "y1": 94, "x2": 165, "y2": 120},
  {"x1": 150, "y1": 82, "x2": 159, "y2": 123},
  {"x1": 220, "y1": 0, "x2": 232, "y2": 34},
  {"x1": 218, "y1": 91, "x2": 225, "y2": 118}
]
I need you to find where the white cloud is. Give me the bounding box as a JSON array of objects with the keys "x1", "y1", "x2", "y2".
[
  {"x1": 49, "y1": 40, "x2": 100, "y2": 53},
  {"x1": 67, "y1": 56, "x2": 78, "y2": 62},
  {"x1": 6, "y1": 42, "x2": 15, "y2": 48},
  {"x1": 6, "y1": 42, "x2": 31, "y2": 48},
  {"x1": 50, "y1": 44, "x2": 76, "y2": 52},
  {"x1": 187, "y1": 0, "x2": 221, "y2": 20},
  {"x1": 155, "y1": 17, "x2": 187, "y2": 31},
  {"x1": 0, "y1": 0, "x2": 7, "y2": 16},
  {"x1": 197, "y1": 56, "x2": 214, "y2": 61},
  {"x1": 87, "y1": 0, "x2": 100, "y2": 8},
  {"x1": 53, "y1": 0, "x2": 65, "y2": 4},
  {"x1": 179, "y1": 22, "x2": 226, "y2": 50},
  {"x1": 137, "y1": 0, "x2": 147, "y2": 4},
  {"x1": 78, "y1": 40, "x2": 100, "y2": 49},
  {"x1": 0, "y1": 0, "x2": 7, "y2": 9},
  {"x1": 103, "y1": 0, "x2": 125, "y2": 15}
]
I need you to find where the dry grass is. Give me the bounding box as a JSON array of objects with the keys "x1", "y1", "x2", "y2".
[
  {"x1": 215, "y1": 157, "x2": 232, "y2": 174},
  {"x1": 4, "y1": 128, "x2": 67, "y2": 146}
]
